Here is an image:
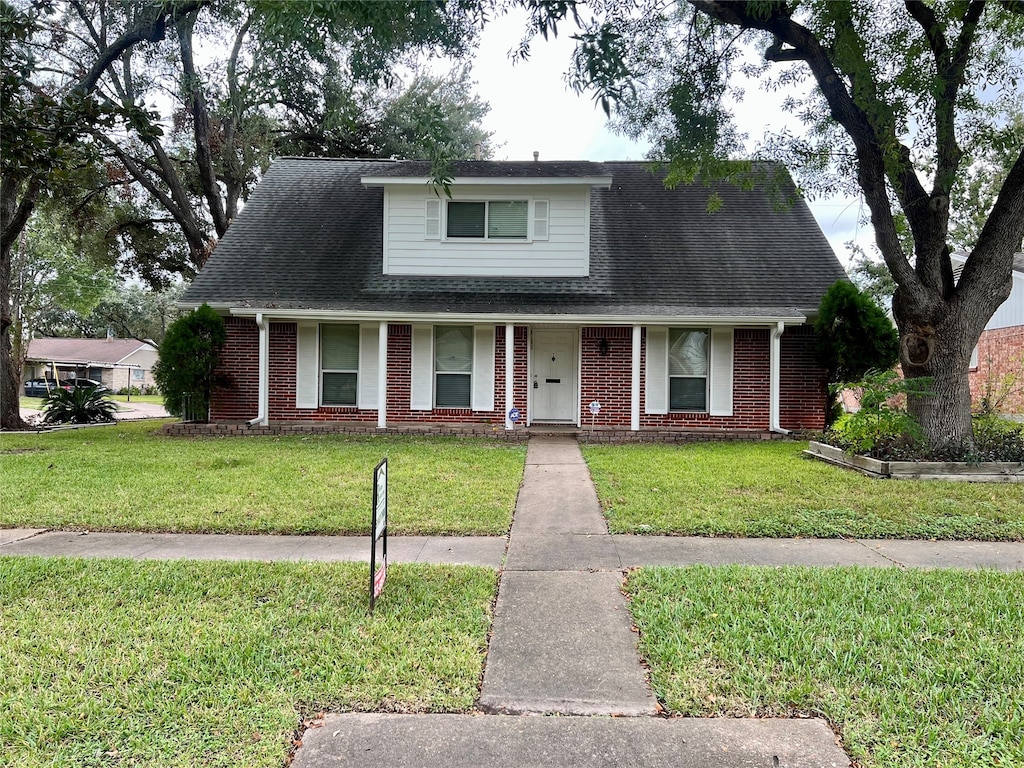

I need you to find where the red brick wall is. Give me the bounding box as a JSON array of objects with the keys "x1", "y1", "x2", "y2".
[
  {"x1": 215, "y1": 322, "x2": 530, "y2": 425},
  {"x1": 384, "y1": 324, "x2": 503, "y2": 425},
  {"x1": 640, "y1": 328, "x2": 771, "y2": 429},
  {"x1": 211, "y1": 317, "x2": 259, "y2": 421},
  {"x1": 580, "y1": 327, "x2": 633, "y2": 426},
  {"x1": 780, "y1": 325, "x2": 829, "y2": 431},
  {"x1": 210, "y1": 319, "x2": 828, "y2": 430},
  {"x1": 970, "y1": 325, "x2": 1024, "y2": 414}
]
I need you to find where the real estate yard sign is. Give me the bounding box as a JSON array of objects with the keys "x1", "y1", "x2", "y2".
[{"x1": 370, "y1": 458, "x2": 388, "y2": 611}]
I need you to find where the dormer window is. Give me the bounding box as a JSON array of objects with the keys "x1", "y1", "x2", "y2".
[{"x1": 447, "y1": 200, "x2": 528, "y2": 240}]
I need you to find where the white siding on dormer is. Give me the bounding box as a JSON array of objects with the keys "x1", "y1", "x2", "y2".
[{"x1": 382, "y1": 184, "x2": 590, "y2": 277}]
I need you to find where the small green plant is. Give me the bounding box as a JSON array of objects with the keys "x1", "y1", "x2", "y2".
[
  {"x1": 828, "y1": 369, "x2": 931, "y2": 457},
  {"x1": 42, "y1": 385, "x2": 118, "y2": 424}
]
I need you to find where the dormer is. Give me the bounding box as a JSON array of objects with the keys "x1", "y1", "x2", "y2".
[{"x1": 362, "y1": 161, "x2": 612, "y2": 278}]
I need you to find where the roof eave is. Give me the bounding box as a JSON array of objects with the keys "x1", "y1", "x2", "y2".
[
  {"x1": 215, "y1": 306, "x2": 807, "y2": 326},
  {"x1": 360, "y1": 175, "x2": 614, "y2": 188}
]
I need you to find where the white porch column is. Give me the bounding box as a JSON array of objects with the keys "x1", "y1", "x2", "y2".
[
  {"x1": 248, "y1": 313, "x2": 269, "y2": 426},
  {"x1": 631, "y1": 325, "x2": 641, "y2": 431},
  {"x1": 769, "y1": 321, "x2": 786, "y2": 433},
  {"x1": 377, "y1": 322, "x2": 388, "y2": 429},
  {"x1": 504, "y1": 323, "x2": 515, "y2": 430}
]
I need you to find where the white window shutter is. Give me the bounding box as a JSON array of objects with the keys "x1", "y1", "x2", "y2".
[
  {"x1": 410, "y1": 325, "x2": 433, "y2": 410},
  {"x1": 295, "y1": 323, "x2": 319, "y2": 409},
  {"x1": 533, "y1": 199, "x2": 549, "y2": 240},
  {"x1": 472, "y1": 325, "x2": 495, "y2": 411},
  {"x1": 709, "y1": 327, "x2": 734, "y2": 416},
  {"x1": 644, "y1": 327, "x2": 668, "y2": 414},
  {"x1": 358, "y1": 324, "x2": 379, "y2": 409},
  {"x1": 425, "y1": 198, "x2": 441, "y2": 239}
]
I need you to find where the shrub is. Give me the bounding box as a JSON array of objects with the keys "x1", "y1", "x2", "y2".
[
  {"x1": 42, "y1": 386, "x2": 117, "y2": 425},
  {"x1": 815, "y1": 280, "x2": 900, "y2": 427},
  {"x1": 152, "y1": 304, "x2": 226, "y2": 421},
  {"x1": 825, "y1": 369, "x2": 930, "y2": 458}
]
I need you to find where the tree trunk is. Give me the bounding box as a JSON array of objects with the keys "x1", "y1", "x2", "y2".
[
  {"x1": 1, "y1": 175, "x2": 38, "y2": 431},
  {"x1": 893, "y1": 292, "x2": 985, "y2": 450}
]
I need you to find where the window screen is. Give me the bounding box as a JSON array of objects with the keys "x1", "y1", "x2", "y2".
[
  {"x1": 446, "y1": 200, "x2": 528, "y2": 239},
  {"x1": 669, "y1": 329, "x2": 709, "y2": 411},
  {"x1": 435, "y1": 325, "x2": 472, "y2": 407},
  {"x1": 487, "y1": 200, "x2": 528, "y2": 238},
  {"x1": 321, "y1": 324, "x2": 359, "y2": 406},
  {"x1": 447, "y1": 202, "x2": 485, "y2": 238}
]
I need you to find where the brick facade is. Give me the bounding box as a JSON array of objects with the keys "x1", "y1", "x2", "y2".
[
  {"x1": 970, "y1": 325, "x2": 1024, "y2": 414},
  {"x1": 210, "y1": 316, "x2": 259, "y2": 422},
  {"x1": 779, "y1": 324, "x2": 829, "y2": 431},
  {"x1": 209, "y1": 319, "x2": 828, "y2": 432}
]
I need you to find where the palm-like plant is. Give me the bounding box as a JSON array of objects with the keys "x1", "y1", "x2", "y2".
[{"x1": 42, "y1": 386, "x2": 118, "y2": 425}]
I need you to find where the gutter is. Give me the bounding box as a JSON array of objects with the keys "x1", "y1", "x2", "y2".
[
  {"x1": 248, "y1": 313, "x2": 270, "y2": 426},
  {"x1": 769, "y1": 321, "x2": 791, "y2": 435}
]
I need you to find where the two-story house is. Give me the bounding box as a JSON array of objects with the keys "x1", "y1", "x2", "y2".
[{"x1": 179, "y1": 158, "x2": 847, "y2": 437}]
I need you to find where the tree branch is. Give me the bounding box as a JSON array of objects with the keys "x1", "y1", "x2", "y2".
[
  {"x1": 176, "y1": 11, "x2": 229, "y2": 237},
  {"x1": 76, "y1": 1, "x2": 210, "y2": 95},
  {"x1": 689, "y1": 0, "x2": 922, "y2": 293}
]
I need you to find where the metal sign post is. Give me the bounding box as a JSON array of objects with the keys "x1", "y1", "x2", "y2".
[
  {"x1": 369, "y1": 458, "x2": 388, "y2": 611},
  {"x1": 588, "y1": 400, "x2": 601, "y2": 430}
]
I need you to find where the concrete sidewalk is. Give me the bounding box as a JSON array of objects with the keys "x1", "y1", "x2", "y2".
[{"x1": 3, "y1": 528, "x2": 1022, "y2": 571}]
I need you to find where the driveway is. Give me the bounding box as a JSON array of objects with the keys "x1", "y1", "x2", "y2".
[{"x1": 18, "y1": 400, "x2": 170, "y2": 426}]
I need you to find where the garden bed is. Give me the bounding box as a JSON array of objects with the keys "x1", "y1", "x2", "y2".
[{"x1": 805, "y1": 440, "x2": 1024, "y2": 482}]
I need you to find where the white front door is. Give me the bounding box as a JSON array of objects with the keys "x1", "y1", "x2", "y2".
[{"x1": 531, "y1": 329, "x2": 578, "y2": 423}]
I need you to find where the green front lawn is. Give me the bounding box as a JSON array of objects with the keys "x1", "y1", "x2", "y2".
[
  {"x1": 1, "y1": 557, "x2": 495, "y2": 767},
  {"x1": 627, "y1": 566, "x2": 1024, "y2": 768},
  {"x1": 584, "y1": 441, "x2": 1024, "y2": 539},
  {"x1": 0, "y1": 422, "x2": 525, "y2": 535}
]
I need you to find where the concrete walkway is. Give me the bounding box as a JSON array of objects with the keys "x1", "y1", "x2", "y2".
[{"x1": 478, "y1": 436, "x2": 657, "y2": 716}]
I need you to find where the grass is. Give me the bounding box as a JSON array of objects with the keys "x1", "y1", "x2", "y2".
[
  {"x1": 627, "y1": 565, "x2": 1024, "y2": 768},
  {"x1": 108, "y1": 394, "x2": 165, "y2": 405},
  {"x1": 583, "y1": 441, "x2": 1024, "y2": 540},
  {"x1": 0, "y1": 421, "x2": 525, "y2": 535},
  {"x1": 1, "y1": 557, "x2": 495, "y2": 767}
]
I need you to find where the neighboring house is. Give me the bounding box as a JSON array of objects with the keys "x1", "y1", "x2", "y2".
[
  {"x1": 24, "y1": 337, "x2": 159, "y2": 392},
  {"x1": 179, "y1": 158, "x2": 848, "y2": 436},
  {"x1": 954, "y1": 253, "x2": 1024, "y2": 415}
]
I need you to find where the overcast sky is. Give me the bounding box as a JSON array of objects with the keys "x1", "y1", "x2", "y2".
[{"x1": 459, "y1": 9, "x2": 868, "y2": 267}]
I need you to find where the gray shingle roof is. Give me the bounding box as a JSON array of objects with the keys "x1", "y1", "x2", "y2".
[{"x1": 183, "y1": 158, "x2": 847, "y2": 318}]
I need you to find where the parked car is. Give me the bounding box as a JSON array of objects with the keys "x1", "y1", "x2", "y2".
[
  {"x1": 23, "y1": 378, "x2": 111, "y2": 397},
  {"x1": 23, "y1": 378, "x2": 62, "y2": 397},
  {"x1": 64, "y1": 378, "x2": 112, "y2": 395}
]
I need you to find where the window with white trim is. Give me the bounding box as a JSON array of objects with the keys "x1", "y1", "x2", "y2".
[
  {"x1": 434, "y1": 325, "x2": 473, "y2": 407},
  {"x1": 669, "y1": 328, "x2": 709, "y2": 411},
  {"x1": 446, "y1": 200, "x2": 528, "y2": 239},
  {"x1": 320, "y1": 324, "x2": 359, "y2": 406}
]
